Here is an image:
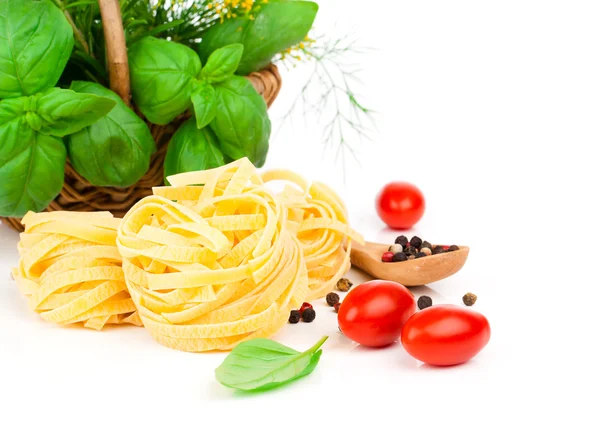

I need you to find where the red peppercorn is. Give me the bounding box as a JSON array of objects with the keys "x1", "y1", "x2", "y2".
[
  {"x1": 382, "y1": 251, "x2": 394, "y2": 262},
  {"x1": 299, "y1": 302, "x2": 313, "y2": 315},
  {"x1": 442, "y1": 245, "x2": 450, "y2": 250},
  {"x1": 334, "y1": 303, "x2": 341, "y2": 313}
]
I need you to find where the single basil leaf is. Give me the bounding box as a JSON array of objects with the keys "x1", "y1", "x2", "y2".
[
  {"x1": 164, "y1": 119, "x2": 225, "y2": 183},
  {"x1": 129, "y1": 37, "x2": 202, "y2": 125},
  {"x1": 35, "y1": 88, "x2": 116, "y2": 137},
  {"x1": 200, "y1": 44, "x2": 244, "y2": 83},
  {"x1": 191, "y1": 82, "x2": 217, "y2": 129},
  {"x1": 66, "y1": 81, "x2": 156, "y2": 188},
  {"x1": 209, "y1": 76, "x2": 271, "y2": 167},
  {"x1": 198, "y1": 1, "x2": 318, "y2": 75},
  {"x1": 0, "y1": 0, "x2": 74, "y2": 98},
  {"x1": 215, "y1": 336, "x2": 328, "y2": 392},
  {"x1": 0, "y1": 96, "x2": 26, "y2": 125},
  {"x1": 0, "y1": 123, "x2": 66, "y2": 217}
]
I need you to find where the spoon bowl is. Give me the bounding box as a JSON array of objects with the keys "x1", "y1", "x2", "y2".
[{"x1": 349, "y1": 241, "x2": 469, "y2": 286}]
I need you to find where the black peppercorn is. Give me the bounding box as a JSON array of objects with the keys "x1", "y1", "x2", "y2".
[
  {"x1": 336, "y1": 278, "x2": 353, "y2": 292},
  {"x1": 404, "y1": 246, "x2": 417, "y2": 256},
  {"x1": 421, "y1": 241, "x2": 432, "y2": 250},
  {"x1": 463, "y1": 293, "x2": 477, "y2": 306},
  {"x1": 417, "y1": 296, "x2": 433, "y2": 310},
  {"x1": 415, "y1": 251, "x2": 427, "y2": 258},
  {"x1": 432, "y1": 245, "x2": 445, "y2": 255},
  {"x1": 326, "y1": 292, "x2": 340, "y2": 306},
  {"x1": 289, "y1": 310, "x2": 301, "y2": 324},
  {"x1": 447, "y1": 245, "x2": 459, "y2": 252},
  {"x1": 395, "y1": 235, "x2": 408, "y2": 247},
  {"x1": 392, "y1": 252, "x2": 408, "y2": 262},
  {"x1": 410, "y1": 236, "x2": 422, "y2": 249},
  {"x1": 302, "y1": 308, "x2": 316, "y2": 323}
]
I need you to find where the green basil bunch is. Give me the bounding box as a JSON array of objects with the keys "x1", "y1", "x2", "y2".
[
  {"x1": 197, "y1": 1, "x2": 319, "y2": 75},
  {"x1": 66, "y1": 82, "x2": 156, "y2": 188},
  {"x1": 0, "y1": 0, "x2": 116, "y2": 217},
  {"x1": 0, "y1": 0, "x2": 74, "y2": 99},
  {"x1": 0, "y1": 89, "x2": 115, "y2": 217},
  {"x1": 131, "y1": 39, "x2": 272, "y2": 177}
]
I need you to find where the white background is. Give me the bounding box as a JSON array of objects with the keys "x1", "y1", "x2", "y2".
[{"x1": 1, "y1": 1, "x2": 599, "y2": 438}]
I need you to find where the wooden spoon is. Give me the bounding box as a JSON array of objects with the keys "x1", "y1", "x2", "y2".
[{"x1": 349, "y1": 241, "x2": 470, "y2": 286}]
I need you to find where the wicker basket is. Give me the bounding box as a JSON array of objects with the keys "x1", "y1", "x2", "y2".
[{"x1": 1, "y1": 0, "x2": 282, "y2": 232}]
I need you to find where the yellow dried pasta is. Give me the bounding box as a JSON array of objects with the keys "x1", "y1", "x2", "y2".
[
  {"x1": 118, "y1": 158, "x2": 308, "y2": 352},
  {"x1": 12, "y1": 211, "x2": 141, "y2": 330},
  {"x1": 262, "y1": 170, "x2": 364, "y2": 300}
]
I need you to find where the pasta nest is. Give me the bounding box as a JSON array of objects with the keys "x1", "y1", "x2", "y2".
[
  {"x1": 12, "y1": 211, "x2": 141, "y2": 330},
  {"x1": 117, "y1": 158, "x2": 308, "y2": 352},
  {"x1": 262, "y1": 170, "x2": 364, "y2": 300}
]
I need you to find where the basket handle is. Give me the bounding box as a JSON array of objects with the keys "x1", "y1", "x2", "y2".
[{"x1": 98, "y1": 0, "x2": 130, "y2": 106}]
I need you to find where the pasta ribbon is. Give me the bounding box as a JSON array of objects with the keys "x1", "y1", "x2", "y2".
[{"x1": 13, "y1": 211, "x2": 141, "y2": 330}]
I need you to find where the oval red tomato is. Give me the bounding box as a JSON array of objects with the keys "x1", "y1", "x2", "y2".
[
  {"x1": 376, "y1": 182, "x2": 425, "y2": 230},
  {"x1": 401, "y1": 305, "x2": 491, "y2": 366},
  {"x1": 338, "y1": 280, "x2": 416, "y2": 347}
]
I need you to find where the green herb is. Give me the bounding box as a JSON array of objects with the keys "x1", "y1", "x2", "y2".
[
  {"x1": 0, "y1": 90, "x2": 115, "y2": 217},
  {"x1": 215, "y1": 335, "x2": 328, "y2": 392},
  {"x1": 66, "y1": 81, "x2": 156, "y2": 187},
  {"x1": 198, "y1": 1, "x2": 319, "y2": 75},
  {"x1": 200, "y1": 43, "x2": 244, "y2": 83},
  {"x1": 191, "y1": 82, "x2": 217, "y2": 129},
  {"x1": 129, "y1": 37, "x2": 202, "y2": 125},
  {"x1": 163, "y1": 119, "x2": 225, "y2": 183},
  {"x1": 0, "y1": 0, "x2": 74, "y2": 99},
  {"x1": 210, "y1": 76, "x2": 271, "y2": 167}
]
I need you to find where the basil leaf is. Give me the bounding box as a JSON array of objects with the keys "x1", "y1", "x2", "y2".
[
  {"x1": 129, "y1": 37, "x2": 202, "y2": 125},
  {"x1": 191, "y1": 82, "x2": 217, "y2": 129},
  {"x1": 0, "y1": 123, "x2": 66, "y2": 217},
  {"x1": 0, "y1": 0, "x2": 74, "y2": 98},
  {"x1": 198, "y1": 1, "x2": 318, "y2": 75},
  {"x1": 66, "y1": 81, "x2": 156, "y2": 188},
  {"x1": 210, "y1": 76, "x2": 271, "y2": 167},
  {"x1": 215, "y1": 336, "x2": 328, "y2": 392},
  {"x1": 200, "y1": 44, "x2": 244, "y2": 83},
  {"x1": 164, "y1": 119, "x2": 225, "y2": 183}
]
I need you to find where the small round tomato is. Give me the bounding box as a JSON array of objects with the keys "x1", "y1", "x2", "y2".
[
  {"x1": 376, "y1": 182, "x2": 425, "y2": 230},
  {"x1": 338, "y1": 280, "x2": 416, "y2": 347},
  {"x1": 401, "y1": 305, "x2": 491, "y2": 366}
]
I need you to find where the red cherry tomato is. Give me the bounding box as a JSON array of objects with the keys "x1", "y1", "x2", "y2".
[
  {"x1": 376, "y1": 182, "x2": 425, "y2": 230},
  {"x1": 401, "y1": 305, "x2": 491, "y2": 366},
  {"x1": 338, "y1": 280, "x2": 416, "y2": 347}
]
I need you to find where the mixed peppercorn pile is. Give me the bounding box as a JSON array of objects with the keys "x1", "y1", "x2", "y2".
[{"x1": 381, "y1": 235, "x2": 460, "y2": 263}]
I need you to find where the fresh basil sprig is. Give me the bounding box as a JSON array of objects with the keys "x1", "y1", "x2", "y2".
[
  {"x1": 0, "y1": 90, "x2": 115, "y2": 217},
  {"x1": 198, "y1": 1, "x2": 318, "y2": 75},
  {"x1": 215, "y1": 336, "x2": 328, "y2": 392},
  {"x1": 66, "y1": 82, "x2": 156, "y2": 188},
  {"x1": 0, "y1": 0, "x2": 74, "y2": 99}
]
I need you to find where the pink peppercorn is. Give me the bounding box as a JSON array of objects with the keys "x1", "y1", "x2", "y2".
[{"x1": 381, "y1": 251, "x2": 394, "y2": 262}]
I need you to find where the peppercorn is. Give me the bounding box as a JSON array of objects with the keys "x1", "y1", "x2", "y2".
[
  {"x1": 410, "y1": 236, "x2": 422, "y2": 249},
  {"x1": 404, "y1": 245, "x2": 417, "y2": 256},
  {"x1": 395, "y1": 235, "x2": 409, "y2": 247},
  {"x1": 289, "y1": 310, "x2": 301, "y2": 324},
  {"x1": 417, "y1": 296, "x2": 433, "y2": 310},
  {"x1": 421, "y1": 247, "x2": 432, "y2": 256},
  {"x1": 421, "y1": 241, "x2": 432, "y2": 250},
  {"x1": 382, "y1": 251, "x2": 394, "y2": 262},
  {"x1": 432, "y1": 245, "x2": 445, "y2": 255},
  {"x1": 389, "y1": 243, "x2": 403, "y2": 254},
  {"x1": 408, "y1": 255, "x2": 416, "y2": 260},
  {"x1": 334, "y1": 302, "x2": 341, "y2": 313},
  {"x1": 299, "y1": 302, "x2": 313, "y2": 315},
  {"x1": 393, "y1": 252, "x2": 408, "y2": 262},
  {"x1": 447, "y1": 245, "x2": 459, "y2": 252},
  {"x1": 415, "y1": 251, "x2": 427, "y2": 258},
  {"x1": 326, "y1": 292, "x2": 340, "y2": 307},
  {"x1": 336, "y1": 278, "x2": 353, "y2": 292},
  {"x1": 302, "y1": 307, "x2": 316, "y2": 323},
  {"x1": 463, "y1": 293, "x2": 477, "y2": 306}
]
